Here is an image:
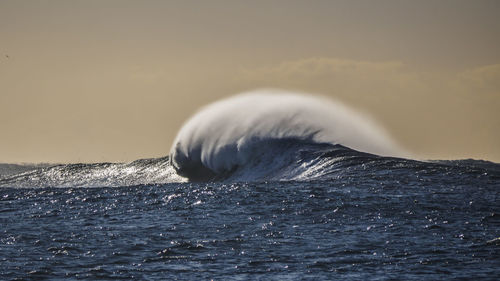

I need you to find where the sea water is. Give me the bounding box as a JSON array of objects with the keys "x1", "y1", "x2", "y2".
[{"x1": 1, "y1": 90, "x2": 499, "y2": 279}]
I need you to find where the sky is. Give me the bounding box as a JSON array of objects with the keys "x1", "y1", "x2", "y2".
[{"x1": 0, "y1": 0, "x2": 499, "y2": 163}]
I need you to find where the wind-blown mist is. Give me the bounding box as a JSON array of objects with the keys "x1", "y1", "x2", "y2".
[{"x1": 170, "y1": 89, "x2": 406, "y2": 180}]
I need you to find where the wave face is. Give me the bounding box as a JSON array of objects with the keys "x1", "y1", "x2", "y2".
[{"x1": 170, "y1": 89, "x2": 405, "y2": 181}]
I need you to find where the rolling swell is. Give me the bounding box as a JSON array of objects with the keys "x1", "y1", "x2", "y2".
[
  {"x1": 0, "y1": 142, "x2": 391, "y2": 187},
  {"x1": 2, "y1": 145, "x2": 498, "y2": 188},
  {"x1": 0, "y1": 157, "x2": 184, "y2": 188}
]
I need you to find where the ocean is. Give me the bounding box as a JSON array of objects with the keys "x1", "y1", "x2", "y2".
[
  {"x1": 1, "y1": 91, "x2": 499, "y2": 279},
  {"x1": 1, "y1": 143, "x2": 499, "y2": 280}
]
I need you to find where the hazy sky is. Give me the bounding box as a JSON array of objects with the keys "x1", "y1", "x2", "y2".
[{"x1": 1, "y1": 0, "x2": 499, "y2": 163}]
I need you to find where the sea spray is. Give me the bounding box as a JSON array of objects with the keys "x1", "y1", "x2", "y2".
[{"x1": 170, "y1": 89, "x2": 405, "y2": 180}]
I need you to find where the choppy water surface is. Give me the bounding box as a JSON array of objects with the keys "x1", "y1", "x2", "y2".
[{"x1": 1, "y1": 175, "x2": 499, "y2": 280}]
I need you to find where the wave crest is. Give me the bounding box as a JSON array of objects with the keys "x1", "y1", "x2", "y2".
[{"x1": 170, "y1": 89, "x2": 405, "y2": 181}]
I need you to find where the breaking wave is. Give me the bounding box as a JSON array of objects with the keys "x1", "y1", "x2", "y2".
[
  {"x1": 170, "y1": 89, "x2": 406, "y2": 181},
  {"x1": 1, "y1": 89, "x2": 498, "y2": 187}
]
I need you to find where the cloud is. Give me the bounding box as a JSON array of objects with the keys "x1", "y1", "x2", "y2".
[
  {"x1": 457, "y1": 64, "x2": 500, "y2": 96},
  {"x1": 242, "y1": 57, "x2": 404, "y2": 84},
  {"x1": 247, "y1": 57, "x2": 403, "y2": 77},
  {"x1": 239, "y1": 57, "x2": 433, "y2": 103}
]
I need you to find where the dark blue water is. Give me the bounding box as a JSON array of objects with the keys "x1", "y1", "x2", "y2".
[
  {"x1": 1, "y1": 152, "x2": 499, "y2": 279},
  {"x1": 1, "y1": 142, "x2": 500, "y2": 279}
]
